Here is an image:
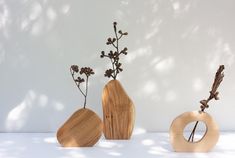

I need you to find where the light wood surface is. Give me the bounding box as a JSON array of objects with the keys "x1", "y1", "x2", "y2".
[
  {"x1": 57, "y1": 108, "x2": 102, "y2": 147},
  {"x1": 102, "y1": 80, "x2": 135, "y2": 139},
  {"x1": 170, "y1": 111, "x2": 219, "y2": 152}
]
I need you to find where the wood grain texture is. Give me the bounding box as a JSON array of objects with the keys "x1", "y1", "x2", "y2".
[
  {"x1": 102, "y1": 80, "x2": 135, "y2": 139},
  {"x1": 57, "y1": 108, "x2": 102, "y2": 147},
  {"x1": 170, "y1": 111, "x2": 219, "y2": 152}
]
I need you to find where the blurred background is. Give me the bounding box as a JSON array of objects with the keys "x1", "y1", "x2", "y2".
[{"x1": 0, "y1": 0, "x2": 234, "y2": 132}]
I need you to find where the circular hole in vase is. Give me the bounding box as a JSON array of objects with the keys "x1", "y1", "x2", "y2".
[{"x1": 183, "y1": 121, "x2": 207, "y2": 143}]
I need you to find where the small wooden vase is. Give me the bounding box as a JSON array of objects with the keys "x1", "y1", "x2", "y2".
[
  {"x1": 102, "y1": 80, "x2": 135, "y2": 139},
  {"x1": 170, "y1": 111, "x2": 219, "y2": 152},
  {"x1": 57, "y1": 108, "x2": 102, "y2": 147}
]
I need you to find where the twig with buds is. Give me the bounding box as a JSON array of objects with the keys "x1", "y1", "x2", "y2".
[
  {"x1": 188, "y1": 65, "x2": 225, "y2": 142},
  {"x1": 100, "y1": 22, "x2": 128, "y2": 80},
  {"x1": 70, "y1": 65, "x2": 95, "y2": 109}
]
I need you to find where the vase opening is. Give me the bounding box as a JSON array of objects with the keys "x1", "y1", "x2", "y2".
[{"x1": 183, "y1": 121, "x2": 208, "y2": 143}]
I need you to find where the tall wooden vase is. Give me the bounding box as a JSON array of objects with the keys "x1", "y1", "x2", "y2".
[
  {"x1": 102, "y1": 80, "x2": 135, "y2": 139},
  {"x1": 57, "y1": 108, "x2": 102, "y2": 147}
]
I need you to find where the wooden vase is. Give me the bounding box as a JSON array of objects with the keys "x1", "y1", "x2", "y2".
[
  {"x1": 102, "y1": 80, "x2": 135, "y2": 139},
  {"x1": 170, "y1": 111, "x2": 219, "y2": 152},
  {"x1": 57, "y1": 108, "x2": 102, "y2": 147}
]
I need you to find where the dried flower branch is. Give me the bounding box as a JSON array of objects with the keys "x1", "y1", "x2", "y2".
[
  {"x1": 188, "y1": 65, "x2": 225, "y2": 142},
  {"x1": 100, "y1": 22, "x2": 128, "y2": 80},
  {"x1": 70, "y1": 65, "x2": 95, "y2": 109}
]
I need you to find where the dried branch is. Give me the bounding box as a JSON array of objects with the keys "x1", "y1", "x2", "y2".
[
  {"x1": 100, "y1": 22, "x2": 128, "y2": 80},
  {"x1": 70, "y1": 65, "x2": 95, "y2": 109},
  {"x1": 188, "y1": 65, "x2": 225, "y2": 142}
]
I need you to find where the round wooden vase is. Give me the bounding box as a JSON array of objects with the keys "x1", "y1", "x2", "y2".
[
  {"x1": 102, "y1": 80, "x2": 135, "y2": 139},
  {"x1": 57, "y1": 108, "x2": 102, "y2": 147},
  {"x1": 170, "y1": 111, "x2": 219, "y2": 152}
]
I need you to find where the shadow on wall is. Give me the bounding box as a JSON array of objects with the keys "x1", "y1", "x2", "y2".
[
  {"x1": 0, "y1": 0, "x2": 77, "y2": 132},
  {"x1": 116, "y1": 0, "x2": 235, "y2": 131},
  {"x1": 0, "y1": 0, "x2": 235, "y2": 132}
]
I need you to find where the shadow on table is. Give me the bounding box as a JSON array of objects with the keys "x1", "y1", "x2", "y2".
[{"x1": 1, "y1": 132, "x2": 235, "y2": 158}]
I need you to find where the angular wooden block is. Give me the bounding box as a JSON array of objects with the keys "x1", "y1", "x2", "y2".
[
  {"x1": 57, "y1": 108, "x2": 102, "y2": 147},
  {"x1": 170, "y1": 111, "x2": 219, "y2": 152},
  {"x1": 102, "y1": 80, "x2": 135, "y2": 139}
]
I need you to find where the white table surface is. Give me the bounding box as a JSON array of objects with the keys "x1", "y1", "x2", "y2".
[{"x1": 0, "y1": 132, "x2": 235, "y2": 158}]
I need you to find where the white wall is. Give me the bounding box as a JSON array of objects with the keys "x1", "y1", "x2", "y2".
[{"x1": 0, "y1": 0, "x2": 235, "y2": 132}]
